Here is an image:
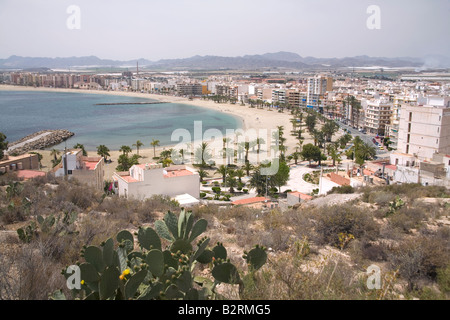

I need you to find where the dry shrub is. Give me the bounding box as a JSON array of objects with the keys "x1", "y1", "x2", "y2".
[
  {"x1": 315, "y1": 204, "x2": 379, "y2": 246},
  {"x1": 241, "y1": 247, "x2": 368, "y2": 300},
  {"x1": 54, "y1": 180, "x2": 103, "y2": 210},
  {"x1": 368, "y1": 191, "x2": 396, "y2": 207},
  {"x1": 388, "y1": 236, "x2": 450, "y2": 290},
  {"x1": 388, "y1": 207, "x2": 426, "y2": 233}
]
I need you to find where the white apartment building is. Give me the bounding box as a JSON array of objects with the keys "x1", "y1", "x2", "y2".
[
  {"x1": 397, "y1": 96, "x2": 450, "y2": 161},
  {"x1": 112, "y1": 163, "x2": 200, "y2": 200},
  {"x1": 386, "y1": 94, "x2": 418, "y2": 146},
  {"x1": 271, "y1": 89, "x2": 286, "y2": 105},
  {"x1": 364, "y1": 98, "x2": 393, "y2": 136},
  {"x1": 306, "y1": 75, "x2": 333, "y2": 109}
]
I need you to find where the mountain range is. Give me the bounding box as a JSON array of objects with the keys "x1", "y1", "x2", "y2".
[{"x1": 1, "y1": 52, "x2": 449, "y2": 70}]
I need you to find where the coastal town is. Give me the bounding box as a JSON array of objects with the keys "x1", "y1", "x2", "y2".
[{"x1": 1, "y1": 67, "x2": 449, "y2": 209}]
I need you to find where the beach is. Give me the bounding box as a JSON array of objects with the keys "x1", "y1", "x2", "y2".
[{"x1": 0, "y1": 85, "x2": 320, "y2": 180}]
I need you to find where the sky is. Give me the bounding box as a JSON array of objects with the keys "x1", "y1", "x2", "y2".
[{"x1": 0, "y1": 0, "x2": 449, "y2": 61}]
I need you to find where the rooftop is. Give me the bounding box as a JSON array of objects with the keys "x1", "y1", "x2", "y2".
[
  {"x1": 232, "y1": 197, "x2": 269, "y2": 206},
  {"x1": 16, "y1": 170, "x2": 46, "y2": 180},
  {"x1": 163, "y1": 169, "x2": 195, "y2": 178},
  {"x1": 288, "y1": 191, "x2": 313, "y2": 201}
]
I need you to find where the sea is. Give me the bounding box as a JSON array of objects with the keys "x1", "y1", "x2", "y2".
[{"x1": 0, "y1": 90, "x2": 241, "y2": 151}]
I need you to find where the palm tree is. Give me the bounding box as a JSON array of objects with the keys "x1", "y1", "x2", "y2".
[
  {"x1": 226, "y1": 170, "x2": 237, "y2": 193},
  {"x1": 255, "y1": 137, "x2": 265, "y2": 154},
  {"x1": 150, "y1": 139, "x2": 160, "y2": 158},
  {"x1": 243, "y1": 161, "x2": 254, "y2": 176},
  {"x1": 235, "y1": 168, "x2": 245, "y2": 183},
  {"x1": 73, "y1": 143, "x2": 87, "y2": 156},
  {"x1": 119, "y1": 145, "x2": 132, "y2": 156},
  {"x1": 195, "y1": 142, "x2": 212, "y2": 167},
  {"x1": 132, "y1": 140, "x2": 144, "y2": 156},
  {"x1": 327, "y1": 144, "x2": 341, "y2": 166},
  {"x1": 96, "y1": 145, "x2": 110, "y2": 162},
  {"x1": 198, "y1": 169, "x2": 209, "y2": 182},
  {"x1": 50, "y1": 148, "x2": 60, "y2": 163},
  {"x1": 215, "y1": 165, "x2": 228, "y2": 184}
]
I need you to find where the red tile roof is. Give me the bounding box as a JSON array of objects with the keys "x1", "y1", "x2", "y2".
[
  {"x1": 120, "y1": 175, "x2": 138, "y2": 183},
  {"x1": 84, "y1": 161, "x2": 99, "y2": 171},
  {"x1": 232, "y1": 197, "x2": 269, "y2": 206},
  {"x1": 288, "y1": 192, "x2": 313, "y2": 201},
  {"x1": 164, "y1": 169, "x2": 194, "y2": 178}
]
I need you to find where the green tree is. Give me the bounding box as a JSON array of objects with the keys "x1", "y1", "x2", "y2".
[
  {"x1": 249, "y1": 166, "x2": 268, "y2": 196},
  {"x1": 327, "y1": 144, "x2": 342, "y2": 166},
  {"x1": 132, "y1": 140, "x2": 144, "y2": 156},
  {"x1": 300, "y1": 143, "x2": 322, "y2": 166},
  {"x1": 305, "y1": 114, "x2": 317, "y2": 133},
  {"x1": 235, "y1": 168, "x2": 245, "y2": 183},
  {"x1": 0, "y1": 132, "x2": 8, "y2": 160},
  {"x1": 97, "y1": 145, "x2": 110, "y2": 162},
  {"x1": 73, "y1": 143, "x2": 87, "y2": 156},
  {"x1": 243, "y1": 161, "x2": 254, "y2": 176},
  {"x1": 119, "y1": 145, "x2": 132, "y2": 156},
  {"x1": 116, "y1": 154, "x2": 139, "y2": 172},
  {"x1": 150, "y1": 139, "x2": 160, "y2": 158},
  {"x1": 198, "y1": 169, "x2": 209, "y2": 182},
  {"x1": 271, "y1": 161, "x2": 290, "y2": 193},
  {"x1": 215, "y1": 165, "x2": 228, "y2": 184},
  {"x1": 226, "y1": 169, "x2": 238, "y2": 193},
  {"x1": 50, "y1": 149, "x2": 61, "y2": 167},
  {"x1": 195, "y1": 142, "x2": 212, "y2": 167}
]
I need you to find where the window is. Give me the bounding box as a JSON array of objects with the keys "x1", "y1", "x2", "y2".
[
  {"x1": 68, "y1": 170, "x2": 73, "y2": 175},
  {"x1": 409, "y1": 112, "x2": 412, "y2": 121}
]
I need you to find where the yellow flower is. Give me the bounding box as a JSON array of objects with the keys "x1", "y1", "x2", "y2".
[
  {"x1": 122, "y1": 269, "x2": 130, "y2": 276},
  {"x1": 80, "y1": 280, "x2": 85, "y2": 285},
  {"x1": 119, "y1": 274, "x2": 124, "y2": 280}
]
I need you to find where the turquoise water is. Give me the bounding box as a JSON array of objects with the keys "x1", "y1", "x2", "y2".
[{"x1": 0, "y1": 90, "x2": 241, "y2": 151}]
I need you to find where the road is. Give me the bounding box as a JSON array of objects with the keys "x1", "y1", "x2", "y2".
[{"x1": 336, "y1": 120, "x2": 385, "y2": 156}]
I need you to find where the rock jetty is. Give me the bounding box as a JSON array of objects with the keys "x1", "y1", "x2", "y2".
[{"x1": 7, "y1": 130, "x2": 75, "y2": 155}]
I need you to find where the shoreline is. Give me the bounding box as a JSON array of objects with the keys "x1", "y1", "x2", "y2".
[{"x1": 0, "y1": 84, "x2": 318, "y2": 179}]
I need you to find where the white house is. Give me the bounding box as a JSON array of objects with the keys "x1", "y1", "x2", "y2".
[
  {"x1": 112, "y1": 163, "x2": 199, "y2": 200},
  {"x1": 53, "y1": 149, "x2": 104, "y2": 191}
]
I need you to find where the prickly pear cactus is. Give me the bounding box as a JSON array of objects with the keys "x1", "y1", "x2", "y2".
[{"x1": 53, "y1": 209, "x2": 267, "y2": 300}]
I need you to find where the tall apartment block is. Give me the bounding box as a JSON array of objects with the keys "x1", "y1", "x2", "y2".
[
  {"x1": 306, "y1": 75, "x2": 333, "y2": 109},
  {"x1": 364, "y1": 98, "x2": 393, "y2": 136},
  {"x1": 397, "y1": 96, "x2": 450, "y2": 161}
]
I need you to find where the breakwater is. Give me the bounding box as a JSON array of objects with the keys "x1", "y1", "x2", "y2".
[{"x1": 7, "y1": 130, "x2": 75, "y2": 155}]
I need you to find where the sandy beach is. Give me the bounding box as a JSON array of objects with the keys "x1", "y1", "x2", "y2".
[{"x1": 0, "y1": 84, "x2": 322, "y2": 180}]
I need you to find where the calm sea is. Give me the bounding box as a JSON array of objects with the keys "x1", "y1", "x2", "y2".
[{"x1": 0, "y1": 90, "x2": 241, "y2": 151}]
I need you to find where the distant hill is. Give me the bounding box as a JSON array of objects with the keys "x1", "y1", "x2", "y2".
[{"x1": 1, "y1": 51, "x2": 448, "y2": 70}]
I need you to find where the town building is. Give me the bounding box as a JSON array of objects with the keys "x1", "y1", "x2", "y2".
[
  {"x1": 397, "y1": 96, "x2": 450, "y2": 160},
  {"x1": 112, "y1": 163, "x2": 199, "y2": 200},
  {"x1": 0, "y1": 153, "x2": 40, "y2": 174},
  {"x1": 364, "y1": 98, "x2": 393, "y2": 136},
  {"x1": 306, "y1": 75, "x2": 333, "y2": 110},
  {"x1": 53, "y1": 149, "x2": 105, "y2": 191}
]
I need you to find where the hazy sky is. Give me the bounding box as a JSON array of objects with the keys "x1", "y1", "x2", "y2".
[{"x1": 0, "y1": 0, "x2": 449, "y2": 61}]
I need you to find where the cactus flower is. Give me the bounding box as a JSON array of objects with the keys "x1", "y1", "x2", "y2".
[
  {"x1": 80, "y1": 280, "x2": 85, "y2": 285},
  {"x1": 119, "y1": 274, "x2": 124, "y2": 280},
  {"x1": 122, "y1": 269, "x2": 130, "y2": 276}
]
